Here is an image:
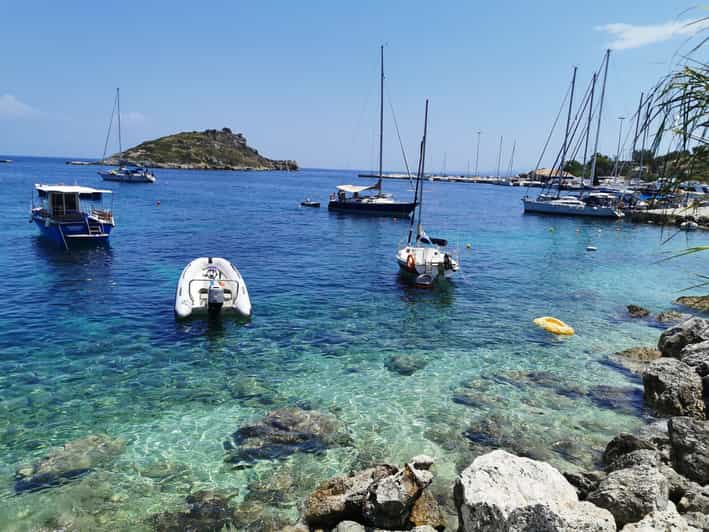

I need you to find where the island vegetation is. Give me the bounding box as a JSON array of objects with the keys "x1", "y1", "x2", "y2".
[{"x1": 102, "y1": 127, "x2": 297, "y2": 171}]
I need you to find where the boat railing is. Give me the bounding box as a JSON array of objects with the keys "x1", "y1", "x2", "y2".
[{"x1": 90, "y1": 208, "x2": 113, "y2": 222}]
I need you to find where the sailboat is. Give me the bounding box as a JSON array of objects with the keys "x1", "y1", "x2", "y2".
[
  {"x1": 328, "y1": 46, "x2": 415, "y2": 217},
  {"x1": 522, "y1": 51, "x2": 623, "y2": 219},
  {"x1": 396, "y1": 100, "x2": 459, "y2": 286},
  {"x1": 98, "y1": 88, "x2": 156, "y2": 184}
]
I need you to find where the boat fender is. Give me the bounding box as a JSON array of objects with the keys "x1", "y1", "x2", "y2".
[
  {"x1": 406, "y1": 254, "x2": 416, "y2": 271},
  {"x1": 444, "y1": 254, "x2": 452, "y2": 270}
]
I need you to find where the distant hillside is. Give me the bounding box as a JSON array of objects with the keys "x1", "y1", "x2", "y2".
[{"x1": 102, "y1": 128, "x2": 297, "y2": 171}]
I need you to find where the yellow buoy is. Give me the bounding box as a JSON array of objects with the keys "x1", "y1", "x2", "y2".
[{"x1": 533, "y1": 316, "x2": 574, "y2": 336}]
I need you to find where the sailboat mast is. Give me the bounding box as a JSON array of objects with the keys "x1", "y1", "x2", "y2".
[
  {"x1": 474, "y1": 130, "x2": 481, "y2": 177},
  {"x1": 496, "y1": 136, "x2": 503, "y2": 180},
  {"x1": 507, "y1": 140, "x2": 516, "y2": 175},
  {"x1": 377, "y1": 45, "x2": 384, "y2": 191},
  {"x1": 581, "y1": 73, "x2": 596, "y2": 181},
  {"x1": 590, "y1": 49, "x2": 611, "y2": 186},
  {"x1": 416, "y1": 100, "x2": 429, "y2": 233},
  {"x1": 558, "y1": 66, "x2": 577, "y2": 197},
  {"x1": 116, "y1": 88, "x2": 123, "y2": 161},
  {"x1": 632, "y1": 92, "x2": 644, "y2": 171}
]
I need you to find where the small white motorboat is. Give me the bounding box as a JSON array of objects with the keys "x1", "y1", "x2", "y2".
[
  {"x1": 175, "y1": 257, "x2": 251, "y2": 319},
  {"x1": 680, "y1": 221, "x2": 698, "y2": 231}
]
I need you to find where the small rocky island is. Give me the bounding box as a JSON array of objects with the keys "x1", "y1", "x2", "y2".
[{"x1": 101, "y1": 127, "x2": 297, "y2": 171}]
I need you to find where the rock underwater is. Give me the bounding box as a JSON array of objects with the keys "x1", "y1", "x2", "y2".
[
  {"x1": 224, "y1": 407, "x2": 352, "y2": 466},
  {"x1": 14, "y1": 433, "x2": 125, "y2": 493}
]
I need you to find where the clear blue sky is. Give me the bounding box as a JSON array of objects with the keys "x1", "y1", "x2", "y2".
[{"x1": 0, "y1": 1, "x2": 704, "y2": 172}]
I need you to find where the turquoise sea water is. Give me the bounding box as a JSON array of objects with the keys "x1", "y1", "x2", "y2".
[{"x1": 0, "y1": 156, "x2": 707, "y2": 530}]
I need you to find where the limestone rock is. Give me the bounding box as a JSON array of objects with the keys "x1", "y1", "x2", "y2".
[
  {"x1": 680, "y1": 341, "x2": 709, "y2": 377},
  {"x1": 224, "y1": 407, "x2": 352, "y2": 465},
  {"x1": 677, "y1": 483, "x2": 709, "y2": 514},
  {"x1": 14, "y1": 434, "x2": 125, "y2": 493},
  {"x1": 603, "y1": 433, "x2": 656, "y2": 466},
  {"x1": 455, "y1": 450, "x2": 615, "y2": 531},
  {"x1": 658, "y1": 318, "x2": 709, "y2": 358},
  {"x1": 668, "y1": 416, "x2": 709, "y2": 484},
  {"x1": 304, "y1": 457, "x2": 436, "y2": 530},
  {"x1": 334, "y1": 521, "x2": 366, "y2": 532},
  {"x1": 587, "y1": 465, "x2": 669, "y2": 528},
  {"x1": 643, "y1": 358, "x2": 705, "y2": 419},
  {"x1": 563, "y1": 470, "x2": 607, "y2": 500},
  {"x1": 304, "y1": 465, "x2": 396, "y2": 528},
  {"x1": 619, "y1": 501, "x2": 698, "y2": 532},
  {"x1": 606, "y1": 450, "x2": 662, "y2": 473}
]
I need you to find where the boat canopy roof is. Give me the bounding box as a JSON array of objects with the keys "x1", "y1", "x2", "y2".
[
  {"x1": 35, "y1": 184, "x2": 112, "y2": 198},
  {"x1": 336, "y1": 184, "x2": 378, "y2": 194}
]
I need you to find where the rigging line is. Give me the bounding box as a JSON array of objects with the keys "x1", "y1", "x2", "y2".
[
  {"x1": 530, "y1": 77, "x2": 572, "y2": 195},
  {"x1": 101, "y1": 93, "x2": 118, "y2": 162},
  {"x1": 386, "y1": 86, "x2": 413, "y2": 183}
]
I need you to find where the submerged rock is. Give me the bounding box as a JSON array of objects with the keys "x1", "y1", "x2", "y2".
[
  {"x1": 674, "y1": 295, "x2": 709, "y2": 313},
  {"x1": 656, "y1": 310, "x2": 689, "y2": 324},
  {"x1": 14, "y1": 433, "x2": 125, "y2": 493},
  {"x1": 587, "y1": 465, "x2": 669, "y2": 528},
  {"x1": 627, "y1": 305, "x2": 650, "y2": 318},
  {"x1": 454, "y1": 450, "x2": 615, "y2": 531},
  {"x1": 668, "y1": 416, "x2": 709, "y2": 485},
  {"x1": 151, "y1": 490, "x2": 237, "y2": 532},
  {"x1": 224, "y1": 407, "x2": 351, "y2": 465},
  {"x1": 608, "y1": 347, "x2": 661, "y2": 375},
  {"x1": 385, "y1": 355, "x2": 428, "y2": 376},
  {"x1": 642, "y1": 358, "x2": 705, "y2": 419},
  {"x1": 658, "y1": 317, "x2": 709, "y2": 358}
]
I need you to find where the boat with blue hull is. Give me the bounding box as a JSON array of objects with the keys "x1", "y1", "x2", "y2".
[
  {"x1": 30, "y1": 184, "x2": 115, "y2": 247},
  {"x1": 328, "y1": 46, "x2": 415, "y2": 218}
]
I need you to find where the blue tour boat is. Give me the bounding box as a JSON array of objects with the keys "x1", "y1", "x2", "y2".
[{"x1": 30, "y1": 184, "x2": 115, "y2": 247}]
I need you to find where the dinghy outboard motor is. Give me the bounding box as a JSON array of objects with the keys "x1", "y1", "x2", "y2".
[{"x1": 207, "y1": 283, "x2": 225, "y2": 315}]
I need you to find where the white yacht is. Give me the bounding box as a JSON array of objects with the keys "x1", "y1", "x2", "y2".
[
  {"x1": 522, "y1": 194, "x2": 623, "y2": 218},
  {"x1": 175, "y1": 257, "x2": 251, "y2": 319}
]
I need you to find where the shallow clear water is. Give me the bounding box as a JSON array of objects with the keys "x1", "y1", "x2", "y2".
[{"x1": 0, "y1": 157, "x2": 707, "y2": 530}]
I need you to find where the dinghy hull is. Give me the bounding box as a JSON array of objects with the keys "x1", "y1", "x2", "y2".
[{"x1": 174, "y1": 257, "x2": 251, "y2": 319}]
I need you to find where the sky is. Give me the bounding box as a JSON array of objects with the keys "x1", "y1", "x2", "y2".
[{"x1": 0, "y1": 1, "x2": 706, "y2": 172}]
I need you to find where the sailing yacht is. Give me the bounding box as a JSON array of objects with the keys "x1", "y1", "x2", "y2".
[
  {"x1": 396, "y1": 100, "x2": 459, "y2": 286},
  {"x1": 98, "y1": 88, "x2": 156, "y2": 184},
  {"x1": 328, "y1": 46, "x2": 415, "y2": 217},
  {"x1": 523, "y1": 51, "x2": 623, "y2": 219}
]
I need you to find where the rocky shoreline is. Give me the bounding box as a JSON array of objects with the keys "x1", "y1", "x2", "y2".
[{"x1": 10, "y1": 300, "x2": 709, "y2": 530}]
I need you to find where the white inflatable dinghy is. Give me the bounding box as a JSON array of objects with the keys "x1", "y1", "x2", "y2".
[{"x1": 175, "y1": 257, "x2": 252, "y2": 319}]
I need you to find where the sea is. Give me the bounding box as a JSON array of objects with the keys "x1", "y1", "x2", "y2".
[{"x1": 0, "y1": 156, "x2": 707, "y2": 530}]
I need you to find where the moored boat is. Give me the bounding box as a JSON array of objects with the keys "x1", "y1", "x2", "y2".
[
  {"x1": 98, "y1": 88, "x2": 157, "y2": 184},
  {"x1": 30, "y1": 184, "x2": 115, "y2": 247},
  {"x1": 328, "y1": 46, "x2": 415, "y2": 218},
  {"x1": 301, "y1": 198, "x2": 320, "y2": 208},
  {"x1": 99, "y1": 164, "x2": 156, "y2": 183},
  {"x1": 396, "y1": 100, "x2": 459, "y2": 284},
  {"x1": 523, "y1": 51, "x2": 623, "y2": 220},
  {"x1": 175, "y1": 257, "x2": 251, "y2": 319}
]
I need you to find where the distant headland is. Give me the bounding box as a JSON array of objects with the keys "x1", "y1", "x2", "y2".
[{"x1": 97, "y1": 128, "x2": 297, "y2": 171}]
